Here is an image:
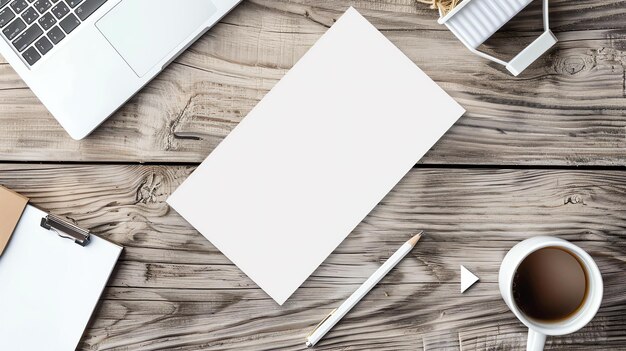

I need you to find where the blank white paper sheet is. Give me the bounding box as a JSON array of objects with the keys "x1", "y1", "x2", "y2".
[{"x1": 167, "y1": 7, "x2": 465, "y2": 305}]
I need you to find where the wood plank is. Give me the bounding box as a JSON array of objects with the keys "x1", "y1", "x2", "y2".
[
  {"x1": 0, "y1": 164, "x2": 624, "y2": 350},
  {"x1": 0, "y1": 1, "x2": 625, "y2": 164}
]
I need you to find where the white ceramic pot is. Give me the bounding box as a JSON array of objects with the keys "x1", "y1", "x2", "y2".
[{"x1": 438, "y1": 0, "x2": 557, "y2": 76}]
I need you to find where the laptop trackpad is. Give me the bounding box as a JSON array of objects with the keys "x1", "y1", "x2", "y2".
[{"x1": 97, "y1": 0, "x2": 217, "y2": 77}]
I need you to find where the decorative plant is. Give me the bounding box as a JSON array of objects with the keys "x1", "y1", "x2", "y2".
[{"x1": 417, "y1": 0, "x2": 461, "y2": 15}]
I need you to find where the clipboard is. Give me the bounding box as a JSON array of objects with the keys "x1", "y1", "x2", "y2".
[{"x1": 0, "y1": 185, "x2": 122, "y2": 351}]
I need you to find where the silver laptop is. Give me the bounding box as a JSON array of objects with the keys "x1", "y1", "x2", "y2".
[{"x1": 0, "y1": 0, "x2": 241, "y2": 139}]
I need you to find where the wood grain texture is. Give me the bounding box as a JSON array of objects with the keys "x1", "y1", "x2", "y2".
[
  {"x1": 0, "y1": 164, "x2": 624, "y2": 350},
  {"x1": 1, "y1": 1, "x2": 625, "y2": 350},
  {"x1": 0, "y1": 0, "x2": 625, "y2": 164}
]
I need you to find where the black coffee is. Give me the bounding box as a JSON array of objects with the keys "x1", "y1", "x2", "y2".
[{"x1": 512, "y1": 247, "x2": 587, "y2": 322}]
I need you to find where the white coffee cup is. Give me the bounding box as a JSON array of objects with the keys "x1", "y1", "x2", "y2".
[{"x1": 499, "y1": 236, "x2": 603, "y2": 351}]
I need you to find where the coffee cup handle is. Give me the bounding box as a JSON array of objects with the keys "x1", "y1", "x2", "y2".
[{"x1": 527, "y1": 329, "x2": 546, "y2": 351}]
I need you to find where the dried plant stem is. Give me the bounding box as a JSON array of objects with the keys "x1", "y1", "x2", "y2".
[{"x1": 417, "y1": 0, "x2": 462, "y2": 16}]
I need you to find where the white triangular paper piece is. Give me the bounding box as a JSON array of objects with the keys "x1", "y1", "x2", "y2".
[{"x1": 460, "y1": 265, "x2": 479, "y2": 293}]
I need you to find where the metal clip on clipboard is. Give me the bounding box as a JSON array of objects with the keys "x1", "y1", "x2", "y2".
[
  {"x1": 1, "y1": 185, "x2": 91, "y2": 256},
  {"x1": 40, "y1": 214, "x2": 91, "y2": 246}
]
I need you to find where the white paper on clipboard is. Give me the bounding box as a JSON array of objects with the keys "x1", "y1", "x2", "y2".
[{"x1": 0, "y1": 205, "x2": 122, "y2": 351}]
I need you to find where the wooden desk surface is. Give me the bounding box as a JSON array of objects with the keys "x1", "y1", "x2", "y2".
[{"x1": 0, "y1": 1, "x2": 624, "y2": 350}]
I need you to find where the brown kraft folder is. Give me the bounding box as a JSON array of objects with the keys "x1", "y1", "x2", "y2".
[{"x1": 0, "y1": 186, "x2": 28, "y2": 256}]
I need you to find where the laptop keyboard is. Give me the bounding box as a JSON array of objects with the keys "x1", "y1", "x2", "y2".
[{"x1": 0, "y1": 0, "x2": 108, "y2": 66}]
